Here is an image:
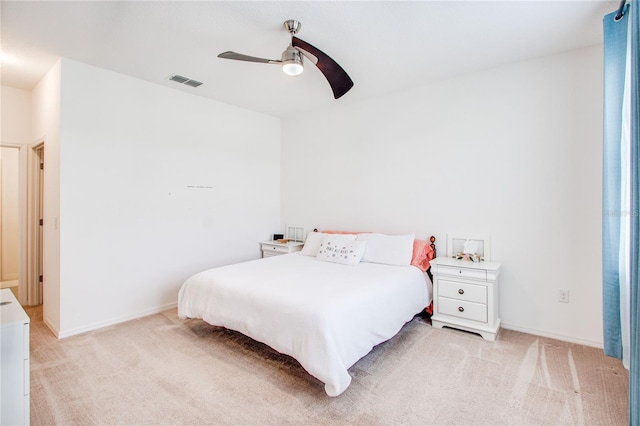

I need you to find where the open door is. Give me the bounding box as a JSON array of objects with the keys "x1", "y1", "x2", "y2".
[
  {"x1": 36, "y1": 145, "x2": 44, "y2": 303},
  {"x1": 26, "y1": 143, "x2": 44, "y2": 306}
]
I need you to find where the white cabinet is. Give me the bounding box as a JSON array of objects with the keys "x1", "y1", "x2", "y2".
[
  {"x1": 1, "y1": 289, "x2": 30, "y2": 425},
  {"x1": 260, "y1": 241, "x2": 304, "y2": 257},
  {"x1": 430, "y1": 257, "x2": 501, "y2": 341}
]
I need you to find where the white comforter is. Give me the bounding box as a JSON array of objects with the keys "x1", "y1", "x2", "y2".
[{"x1": 178, "y1": 253, "x2": 431, "y2": 396}]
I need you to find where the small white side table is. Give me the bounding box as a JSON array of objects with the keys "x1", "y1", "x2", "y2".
[
  {"x1": 430, "y1": 257, "x2": 501, "y2": 341},
  {"x1": 1, "y1": 289, "x2": 30, "y2": 425},
  {"x1": 260, "y1": 240, "x2": 304, "y2": 258}
]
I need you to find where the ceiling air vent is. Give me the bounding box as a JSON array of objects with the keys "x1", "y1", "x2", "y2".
[
  {"x1": 184, "y1": 79, "x2": 203, "y2": 87},
  {"x1": 169, "y1": 74, "x2": 189, "y2": 83},
  {"x1": 169, "y1": 74, "x2": 203, "y2": 87}
]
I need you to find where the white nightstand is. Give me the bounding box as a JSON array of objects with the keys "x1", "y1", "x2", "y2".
[
  {"x1": 1, "y1": 289, "x2": 30, "y2": 425},
  {"x1": 260, "y1": 240, "x2": 304, "y2": 257},
  {"x1": 430, "y1": 257, "x2": 501, "y2": 341}
]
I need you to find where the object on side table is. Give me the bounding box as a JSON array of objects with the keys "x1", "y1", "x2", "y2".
[
  {"x1": 454, "y1": 252, "x2": 482, "y2": 262},
  {"x1": 286, "y1": 226, "x2": 305, "y2": 242},
  {"x1": 447, "y1": 234, "x2": 491, "y2": 261}
]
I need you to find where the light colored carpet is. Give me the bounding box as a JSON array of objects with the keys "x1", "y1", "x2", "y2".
[{"x1": 26, "y1": 305, "x2": 628, "y2": 425}]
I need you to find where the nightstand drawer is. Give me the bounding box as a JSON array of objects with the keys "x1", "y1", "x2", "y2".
[
  {"x1": 438, "y1": 280, "x2": 486, "y2": 304},
  {"x1": 262, "y1": 244, "x2": 290, "y2": 254},
  {"x1": 438, "y1": 297, "x2": 487, "y2": 323},
  {"x1": 436, "y1": 265, "x2": 487, "y2": 281}
]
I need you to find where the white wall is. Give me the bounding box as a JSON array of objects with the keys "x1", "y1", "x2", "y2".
[
  {"x1": 55, "y1": 59, "x2": 281, "y2": 337},
  {"x1": 1, "y1": 86, "x2": 32, "y2": 144},
  {"x1": 32, "y1": 60, "x2": 62, "y2": 331},
  {"x1": 1, "y1": 147, "x2": 19, "y2": 282},
  {"x1": 0, "y1": 147, "x2": 19, "y2": 282},
  {"x1": 281, "y1": 45, "x2": 603, "y2": 346}
]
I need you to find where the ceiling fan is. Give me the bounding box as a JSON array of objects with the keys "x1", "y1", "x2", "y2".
[{"x1": 217, "y1": 20, "x2": 354, "y2": 99}]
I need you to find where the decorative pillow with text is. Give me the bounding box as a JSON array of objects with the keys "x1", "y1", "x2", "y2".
[{"x1": 316, "y1": 235, "x2": 366, "y2": 266}]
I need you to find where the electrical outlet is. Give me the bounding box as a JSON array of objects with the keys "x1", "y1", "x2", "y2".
[{"x1": 558, "y1": 288, "x2": 570, "y2": 303}]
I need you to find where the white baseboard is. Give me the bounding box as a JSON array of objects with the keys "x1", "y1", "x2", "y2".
[
  {"x1": 56, "y1": 302, "x2": 178, "y2": 339},
  {"x1": 43, "y1": 317, "x2": 60, "y2": 338},
  {"x1": 500, "y1": 322, "x2": 603, "y2": 349},
  {"x1": 47, "y1": 304, "x2": 603, "y2": 349}
]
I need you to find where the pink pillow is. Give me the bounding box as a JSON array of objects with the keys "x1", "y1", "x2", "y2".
[
  {"x1": 322, "y1": 230, "x2": 369, "y2": 235},
  {"x1": 411, "y1": 239, "x2": 435, "y2": 272}
]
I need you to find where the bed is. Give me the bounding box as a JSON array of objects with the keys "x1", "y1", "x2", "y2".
[{"x1": 178, "y1": 231, "x2": 436, "y2": 396}]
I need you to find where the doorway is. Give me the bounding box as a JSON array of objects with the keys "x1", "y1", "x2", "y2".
[
  {"x1": 1, "y1": 138, "x2": 45, "y2": 308},
  {"x1": 0, "y1": 146, "x2": 20, "y2": 297}
]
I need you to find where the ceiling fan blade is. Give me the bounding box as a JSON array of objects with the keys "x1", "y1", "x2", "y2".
[
  {"x1": 292, "y1": 37, "x2": 354, "y2": 99},
  {"x1": 217, "y1": 51, "x2": 281, "y2": 64}
]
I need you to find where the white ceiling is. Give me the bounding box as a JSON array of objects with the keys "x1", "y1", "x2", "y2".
[{"x1": 1, "y1": 1, "x2": 620, "y2": 118}]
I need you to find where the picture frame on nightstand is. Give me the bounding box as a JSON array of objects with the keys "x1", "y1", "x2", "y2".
[
  {"x1": 286, "y1": 225, "x2": 305, "y2": 242},
  {"x1": 447, "y1": 233, "x2": 491, "y2": 261}
]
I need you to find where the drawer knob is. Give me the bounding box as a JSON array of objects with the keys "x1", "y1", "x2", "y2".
[
  {"x1": 458, "y1": 306, "x2": 464, "y2": 312},
  {"x1": 458, "y1": 289, "x2": 465, "y2": 295}
]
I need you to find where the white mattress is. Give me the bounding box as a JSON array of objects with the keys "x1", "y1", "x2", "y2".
[{"x1": 178, "y1": 252, "x2": 431, "y2": 396}]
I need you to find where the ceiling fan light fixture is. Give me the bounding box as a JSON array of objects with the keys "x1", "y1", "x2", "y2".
[
  {"x1": 281, "y1": 47, "x2": 303, "y2": 76},
  {"x1": 282, "y1": 61, "x2": 303, "y2": 76}
]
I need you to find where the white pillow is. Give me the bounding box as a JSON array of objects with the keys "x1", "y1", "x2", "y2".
[
  {"x1": 316, "y1": 235, "x2": 366, "y2": 265},
  {"x1": 357, "y1": 233, "x2": 415, "y2": 266},
  {"x1": 299, "y1": 232, "x2": 327, "y2": 256}
]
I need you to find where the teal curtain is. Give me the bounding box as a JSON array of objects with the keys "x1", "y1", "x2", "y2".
[
  {"x1": 628, "y1": 0, "x2": 639, "y2": 423},
  {"x1": 603, "y1": 1, "x2": 638, "y2": 424},
  {"x1": 602, "y1": 5, "x2": 628, "y2": 362}
]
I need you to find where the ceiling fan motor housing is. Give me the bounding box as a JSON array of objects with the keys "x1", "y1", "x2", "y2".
[
  {"x1": 281, "y1": 46, "x2": 303, "y2": 76},
  {"x1": 283, "y1": 20, "x2": 302, "y2": 34}
]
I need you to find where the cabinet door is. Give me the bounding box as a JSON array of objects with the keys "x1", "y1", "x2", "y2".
[{"x1": 1, "y1": 322, "x2": 27, "y2": 425}]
